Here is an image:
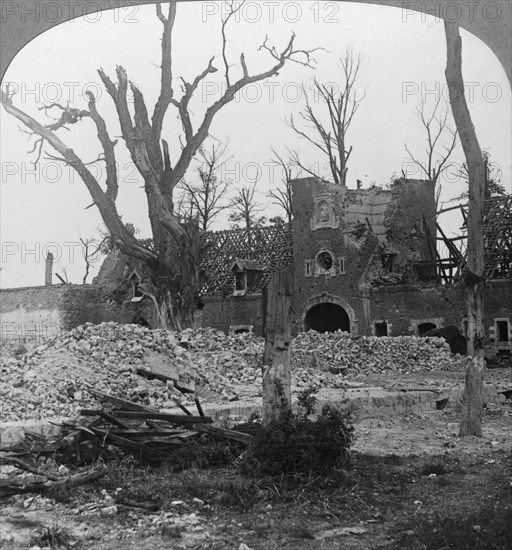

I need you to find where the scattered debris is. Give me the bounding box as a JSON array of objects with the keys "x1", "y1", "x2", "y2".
[{"x1": 1, "y1": 323, "x2": 470, "y2": 423}]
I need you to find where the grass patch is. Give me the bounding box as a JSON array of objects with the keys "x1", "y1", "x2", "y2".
[{"x1": 99, "y1": 458, "x2": 264, "y2": 511}]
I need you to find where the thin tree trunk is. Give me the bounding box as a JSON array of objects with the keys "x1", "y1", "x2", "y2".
[
  {"x1": 262, "y1": 267, "x2": 293, "y2": 423},
  {"x1": 444, "y1": 21, "x2": 486, "y2": 437}
]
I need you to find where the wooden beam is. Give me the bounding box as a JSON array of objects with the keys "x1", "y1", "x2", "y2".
[{"x1": 112, "y1": 411, "x2": 213, "y2": 425}]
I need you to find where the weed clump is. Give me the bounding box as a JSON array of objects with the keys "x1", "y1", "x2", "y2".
[
  {"x1": 420, "y1": 459, "x2": 449, "y2": 476},
  {"x1": 30, "y1": 523, "x2": 73, "y2": 549},
  {"x1": 241, "y1": 387, "x2": 354, "y2": 476}
]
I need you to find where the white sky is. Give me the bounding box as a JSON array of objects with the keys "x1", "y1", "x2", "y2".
[{"x1": 1, "y1": 1, "x2": 511, "y2": 288}]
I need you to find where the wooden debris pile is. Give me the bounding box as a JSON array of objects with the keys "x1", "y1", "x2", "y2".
[
  {"x1": 0, "y1": 386, "x2": 253, "y2": 498},
  {"x1": 65, "y1": 388, "x2": 252, "y2": 464},
  {"x1": 0, "y1": 446, "x2": 107, "y2": 499}
]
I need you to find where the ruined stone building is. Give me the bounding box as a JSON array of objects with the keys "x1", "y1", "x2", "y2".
[{"x1": 1, "y1": 177, "x2": 511, "y2": 358}]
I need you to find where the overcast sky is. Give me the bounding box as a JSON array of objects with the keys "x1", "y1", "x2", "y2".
[{"x1": 1, "y1": 1, "x2": 510, "y2": 288}]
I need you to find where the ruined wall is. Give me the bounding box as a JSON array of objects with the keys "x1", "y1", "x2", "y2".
[
  {"x1": 384, "y1": 178, "x2": 437, "y2": 263},
  {"x1": 1, "y1": 283, "x2": 157, "y2": 342},
  {"x1": 201, "y1": 294, "x2": 263, "y2": 335},
  {"x1": 368, "y1": 284, "x2": 465, "y2": 335},
  {"x1": 290, "y1": 177, "x2": 436, "y2": 333},
  {"x1": 368, "y1": 280, "x2": 512, "y2": 347},
  {"x1": 1, "y1": 285, "x2": 65, "y2": 342},
  {"x1": 291, "y1": 178, "x2": 377, "y2": 332}
]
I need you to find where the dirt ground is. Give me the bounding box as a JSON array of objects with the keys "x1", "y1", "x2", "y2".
[{"x1": 1, "y1": 382, "x2": 511, "y2": 550}]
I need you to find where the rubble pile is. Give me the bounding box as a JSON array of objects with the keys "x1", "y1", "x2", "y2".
[
  {"x1": 1, "y1": 323, "x2": 467, "y2": 423},
  {"x1": 0, "y1": 323, "x2": 196, "y2": 422},
  {"x1": 180, "y1": 328, "x2": 263, "y2": 399},
  {"x1": 291, "y1": 331, "x2": 467, "y2": 376}
]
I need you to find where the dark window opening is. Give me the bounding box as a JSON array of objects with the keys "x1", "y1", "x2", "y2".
[
  {"x1": 316, "y1": 251, "x2": 333, "y2": 271},
  {"x1": 305, "y1": 303, "x2": 350, "y2": 333},
  {"x1": 375, "y1": 321, "x2": 388, "y2": 337},
  {"x1": 234, "y1": 328, "x2": 249, "y2": 334},
  {"x1": 234, "y1": 271, "x2": 246, "y2": 291},
  {"x1": 337, "y1": 257, "x2": 346, "y2": 274},
  {"x1": 418, "y1": 322, "x2": 436, "y2": 336},
  {"x1": 497, "y1": 320, "x2": 509, "y2": 342},
  {"x1": 132, "y1": 280, "x2": 143, "y2": 298},
  {"x1": 305, "y1": 261, "x2": 312, "y2": 276}
]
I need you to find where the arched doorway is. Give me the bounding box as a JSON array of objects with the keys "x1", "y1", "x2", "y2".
[
  {"x1": 301, "y1": 293, "x2": 357, "y2": 334},
  {"x1": 304, "y1": 302, "x2": 351, "y2": 333}
]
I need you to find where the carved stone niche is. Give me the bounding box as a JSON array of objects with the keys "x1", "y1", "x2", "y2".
[{"x1": 310, "y1": 194, "x2": 339, "y2": 230}]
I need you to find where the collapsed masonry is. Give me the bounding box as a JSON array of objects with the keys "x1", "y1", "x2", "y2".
[{"x1": 1, "y1": 179, "x2": 511, "y2": 359}]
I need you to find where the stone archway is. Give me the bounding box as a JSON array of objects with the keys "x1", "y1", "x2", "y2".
[
  {"x1": 301, "y1": 293, "x2": 357, "y2": 334},
  {"x1": 305, "y1": 302, "x2": 350, "y2": 333}
]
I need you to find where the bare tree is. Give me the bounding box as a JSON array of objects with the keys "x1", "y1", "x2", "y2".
[
  {"x1": 229, "y1": 183, "x2": 266, "y2": 230},
  {"x1": 288, "y1": 50, "x2": 365, "y2": 186},
  {"x1": 267, "y1": 148, "x2": 293, "y2": 224},
  {"x1": 445, "y1": 21, "x2": 486, "y2": 437},
  {"x1": 179, "y1": 142, "x2": 233, "y2": 231},
  {"x1": 1, "y1": 1, "x2": 319, "y2": 330},
  {"x1": 404, "y1": 97, "x2": 458, "y2": 206},
  {"x1": 80, "y1": 235, "x2": 107, "y2": 284}
]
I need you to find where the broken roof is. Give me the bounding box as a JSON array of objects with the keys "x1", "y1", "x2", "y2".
[{"x1": 199, "y1": 223, "x2": 293, "y2": 295}]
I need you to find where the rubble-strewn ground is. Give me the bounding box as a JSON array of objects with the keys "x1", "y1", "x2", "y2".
[
  {"x1": 1, "y1": 323, "x2": 511, "y2": 549},
  {"x1": 1, "y1": 323, "x2": 471, "y2": 422}
]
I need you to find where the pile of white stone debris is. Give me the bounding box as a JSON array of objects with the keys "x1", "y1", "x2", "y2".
[{"x1": 0, "y1": 322, "x2": 466, "y2": 422}]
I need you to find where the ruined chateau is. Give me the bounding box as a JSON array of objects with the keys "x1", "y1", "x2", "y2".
[{"x1": 2, "y1": 178, "x2": 511, "y2": 358}]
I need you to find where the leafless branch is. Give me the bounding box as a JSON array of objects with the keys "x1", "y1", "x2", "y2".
[
  {"x1": 229, "y1": 183, "x2": 266, "y2": 230},
  {"x1": 0, "y1": 88, "x2": 157, "y2": 266},
  {"x1": 221, "y1": 0, "x2": 245, "y2": 86},
  {"x1": 268, "y1": 148, "x2": 293, "y2": 223},
  {"x1": 179, "y1": 142, "x2": 233, "y2": 230},
  {"x1": 287, "y1": 50, "x2": 364, "y2": 185},
  {"x1": 405, "y1": 97, "x2": 458, "y2": 185}
]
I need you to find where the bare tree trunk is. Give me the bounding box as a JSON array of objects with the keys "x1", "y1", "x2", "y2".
[
  {"x1": 262, "y1": 267, "x2": 293, "y2": 424},
  {"x1": 1, "y1": 1, "x2": 318, "y2": 331},
  {"x1": 444, "y1": 22, "x2": 486, "y2": 437}
]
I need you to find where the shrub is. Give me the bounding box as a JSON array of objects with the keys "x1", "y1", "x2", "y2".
[{"x1": 240, "y1": 387, "x2": 354, "y2": 476}]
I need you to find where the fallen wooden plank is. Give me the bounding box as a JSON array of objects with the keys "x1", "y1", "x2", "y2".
[
  {"x1": 194, "y1": 398, "x2": 205, "y2": 417},
  {"x1": 173, "y1": 380, "x2": 195, "y2": 394},
  {"x1": 112, "y1": 412, "x2": 213, "y2": 425},
  {"x1": 136, "y1": 364, "x2": 195, "y2": 395},
  {"x1": 59, "y1": 416, "x2": 103, "y2": 448},
  {"x1": 193, "y1": 424, "x2": 254, "y2": 445},
  {"x1": 109, "y1": 430, "x2": 187, "y2": 438},
  {"x1": 88, "y1": 428, "x2": 148, "y2": 451},
  {"x1": 0, "y1": 456, "x2": 59, "y2": 480},
  {"x1": 136, "y1": 437, "x2": 186, "y2": 446},
  {"x1": 172, "y1": 400, "x2": 194, "y2": 416},
  {"x1": 137, "y1": 366, "x2": 177, "y2": 385},
  {"x1": 79, "y1": 410, "x2": 130, "y2": 429},
  {"x1": 0, "y1": 465, "x2": 106, "y2": 498},
  {"x1": 383, "y1": 386, "x2": 441, "y2": 393},
  {"x1": 87, "y1": 389, "x2": 159, "y2": 412}
]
